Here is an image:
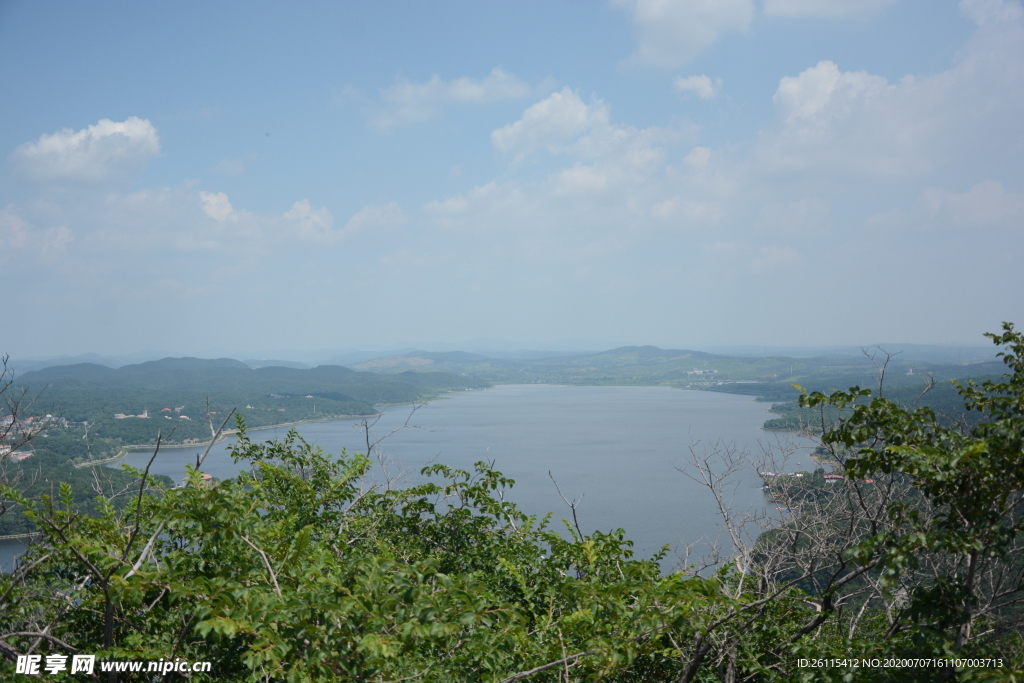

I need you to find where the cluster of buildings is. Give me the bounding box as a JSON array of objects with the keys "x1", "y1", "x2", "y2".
[
  {"x1": 0, "y1": 444, "x2": 34, "y2": 461},
  {"x1": 2, "y1": 414, "x2": 67, "y2": 430},
  {"x1": 172, "y1": 472, "x2": 215, "y2": 489},
  {"x1": 114, "y1": 408, "x2": 149, "y2": 419},
  {"x1": 115, "y1": 407, "x2": 191, "y2": 420},
  {"x1": 760, "y1": 471, "x2": 804, "y2": 478},
  {"x1": 1, "y1": 415, "x2": 64, "y2": 463}
]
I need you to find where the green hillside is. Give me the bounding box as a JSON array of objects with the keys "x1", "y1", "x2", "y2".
[
  {"x1": 1, "y1": 358, "x2": 489, "y2": 535},
  {"x1": 347, "y1": 345, "x2": 1005, "y2": 401},
  {"x1": 13, "y1": 357, "x2": 489, "y2": 456}
]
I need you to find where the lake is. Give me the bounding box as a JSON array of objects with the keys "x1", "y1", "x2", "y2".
[{"x1": 3, "y1": 385, "x2": 817, "y2": 571}]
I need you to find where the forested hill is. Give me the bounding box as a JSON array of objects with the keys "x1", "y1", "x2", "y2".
[
  {"x1": 0, "y1": 358, "x2": 489, "y2": 534},
  {"x1": 13, "y1": 357, "x2": 489, "y2": 450},
  {"x1": 18, "y1": 357, "x2": 487, "y2": 403},
  {"x1": 348, "y1": 344, "x2": 1004, "y2": 395},
  {"x1": 350, "y1": 345, "x2": 728, "y2": 381}
]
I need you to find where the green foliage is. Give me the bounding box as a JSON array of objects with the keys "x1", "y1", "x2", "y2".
[
  {"x1": 765, "y1": 378, "x2": 991, "y2": 433},
  {"x1": 0, "y1": 447, "x2": 172, "y2": 535},
  {"x1": 800, "y1": 322, "x2": 1024, "y2": 662},
  {"x1": 1, "y1": 419, "x2": 727, "y2": 680},
  {"x1": 1, "y1": 358, "x2": 487, "y2": 536},
  {"x1": 3, "y1": 329, "x2": 1023, "y2": 680}
]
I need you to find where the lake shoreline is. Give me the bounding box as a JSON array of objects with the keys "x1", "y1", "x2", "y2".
[
  {"x1": 80, "y1": 385, "x2": 778, "y2": 468},
  {"x1": 75, "y1": 412, "x2": 381, "y2": 467},
  {"x1": 11, "y1": 385, "x2": 819, "y2": 572}
]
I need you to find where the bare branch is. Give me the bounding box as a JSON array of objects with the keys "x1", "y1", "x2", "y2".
[
  {"x1": 197, "y1": 408, "x2": 236, "y2": 469},
  {"x1": 548, "y1": 471, "x2": 585, "y2": 541},
  {"x1": 500, "y1": 649, "x2": 598, "y2": 682},
  {"x1": 0, "y1": 631, "x2": 79, "y2": 653},
  {"x1": 241, "y1": 535, "x2": 282, "y2": 597}
]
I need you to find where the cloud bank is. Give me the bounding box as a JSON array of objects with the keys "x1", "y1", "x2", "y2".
[
  {"x1": 4, "y1": 0, "x2": 1023, "y2": 353},
  {"x1": 11, "y1": 117, "x2": 160, "y2": 184}
]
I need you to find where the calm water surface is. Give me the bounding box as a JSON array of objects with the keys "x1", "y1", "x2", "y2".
[{"x1": 3, "y1": 385, "x2": 816, "y2": 570}]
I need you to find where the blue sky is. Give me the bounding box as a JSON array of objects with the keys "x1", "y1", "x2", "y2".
[{"x1": 1, "y1": 0, "x2": 1022, "y2": 358}]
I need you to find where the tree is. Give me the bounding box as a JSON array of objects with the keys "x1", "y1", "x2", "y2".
[
  {"x1": 670, "y1": 325, "x2": 1024, "y2": 681},
  {"x1": 2, "y1": 415, "x2": 728, "y2": 680},
  {"x1": 0, "y1": 355, "x2": 47, "y2": 524},
  {"x1": 802, "y1": 323, "x2": 1024, "y2": 668}
]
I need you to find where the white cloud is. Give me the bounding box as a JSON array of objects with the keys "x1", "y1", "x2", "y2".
[
  {"x1": 763, "y1": 0, "x2": 895, "y2": 19},
  {"x1": 490, "y1": 90, "x2": 683, "y2": 213},
  {"x1": 757, "y1": 60, "x2": 921, "y2": 176},
  {"x1": 683, "y1": 146, "x2": 713, "y2": 169},
  {"x1": 423, "y1": 194, "x2": 469, "y2": 218},
  {"x1": 86, "y1": 186, "x2": 231, "y2": 253},
  {"x1": 440, "y1": 68, "x2": 534, "y2": 103},
  {"x1": 100, "y1": 192, "x2": 342, "y2": 251},
  {"x1": 199, "y1": 191, "x2": 234, "y2": 222},
  {"x1": 343, "y1": 202, "x2": 407, "y2": 236},
  {"x1": 673, "y1": 74, "x2": 721, "y2": 99},
  {"x1": 5, "y1": 182, "x2": 354, "y2": 259},
  {"x1": 11, "y1": 117, "x2": 160, "y2": 184},
  {"x1": 423, "y1": 181, "x2": 528, "y2": 229},
  {"x1": 0, "y1": 205, "x2": 29, "y2": 250},
  {"x1": 0, "y1": 205, "x2": 72, "y2": 264},
  {"x1": 756, "y1": 2, "x2": 1024, "y2": 182},
  {"x1": 414, "y1": 11, "x2": 1022, "y2": 332},
  {"x1": 612, "y1": 0, "x2": 754, "y2": 67},
  {"x1": 432, "y1": 94, "x2": 720, "y2": 244},
  {"x1": 919, "y1": 180, "x2": 1024, "y2": 228},
  {"x1": 555, "y1": 164, "x2": 612, "y2": 194},
  {"x1": 283, "y1": 200, "x2": 336, "y2": 243},
  {"x1": 372, "y1": 67, "x2": 535, "y2": 131},
  {"x1": 960, "y1": 0, "x2": 1024, "y2": 26},
  {"x1": 491, "y1": 88, "x2": 610, "y2": 155},
  {"x1": 772, "y1": 60, "x2": 891, "y2": 129}
]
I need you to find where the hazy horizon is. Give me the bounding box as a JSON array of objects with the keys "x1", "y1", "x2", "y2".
[
  {"x1": 7, "y1": 339, "x2": 1001, "y2": 374},
  {"x1": 3, "y1": 1, "x2": 1022, "y2": 357}
]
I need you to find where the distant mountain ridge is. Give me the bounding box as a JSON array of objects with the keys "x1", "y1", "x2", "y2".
[
  {"x1": 18, "y1": 346, "x2": 1008, "y2": 407},
  {"x1": 585, "y1": 346, "x2": 717, "y2": 364},
  {"x1": 342, "y1": 344, "x2": 1007, "y2": 400},
  {"x1": 349, "y1": 346, "x2": 717, "y2": 372},
  {"x1": 7, "y1": 351, "x2": 175, "y2": 374},
  {"x1": 17, "y1": 357, "x2": 488, "y2": 407},
  {"x1": 243, "y1": 359, "x2": 312, "y2": 370}
]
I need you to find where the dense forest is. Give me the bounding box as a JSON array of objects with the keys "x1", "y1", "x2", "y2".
[
  {"x1": 13, "y1": 356, "x2": 490, "y2": 453},
  {"x1": 761, "y1": 376, "x2": 999, "y2": 433},
  {"x1": 0, "y1": 448, "x2": 173, "y2": 536}
]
